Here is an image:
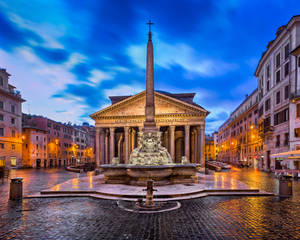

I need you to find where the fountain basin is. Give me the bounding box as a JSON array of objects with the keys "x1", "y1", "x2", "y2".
[{"x1": 101, "y1": 164, "x2": 199, "y2": 186}]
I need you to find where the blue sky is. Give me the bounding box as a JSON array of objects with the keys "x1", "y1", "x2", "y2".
[{"x1": 0, "y1": 0, "x2": 299, "y2": 133}]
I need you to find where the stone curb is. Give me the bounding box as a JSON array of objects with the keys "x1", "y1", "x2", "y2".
[{"x1": 24, "y1": 189, "x2": 275, "y2": 202}]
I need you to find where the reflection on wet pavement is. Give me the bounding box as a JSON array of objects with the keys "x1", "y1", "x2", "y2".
[{"x1": 0, "y1": 168, "x2": 299, "y2": 239}]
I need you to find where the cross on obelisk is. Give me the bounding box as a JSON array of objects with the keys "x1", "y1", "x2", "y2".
[
  {"x1": 146, "y1": 20, "x2": 154, "y2": 32},
  {"x1": 143, "y1": 20, "x2": 158, "y2": 132}
]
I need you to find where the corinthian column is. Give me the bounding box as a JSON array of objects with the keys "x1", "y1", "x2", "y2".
[
  {"x1": 105, "y1": 130, "x2": 109, "y2": 164},
  {"x1": 124, "y1": 126, "x2": 129, "y2": 164},
  {"x1": 185, "y1": 125, "x2": 190, "y2": 162},
  {"x1": 200, "y1": 124, "x2": 205, "y2": 167},
  {"x1": 95, "y1": 127, "x2": 100, "y2": 167},
  {"x1": 100, "y1": 128, "x2": 105, "y2": 165},
  {"x1": 109, "y1": 127, "x2": 115, "y2": 162},
  {"x1": 169, "y1": 125, "x2": 175, "y2": 160}
]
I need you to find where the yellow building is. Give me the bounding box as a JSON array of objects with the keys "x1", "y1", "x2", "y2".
[{"x1": 205, "y1": 135, "x2": 215, "y2": 161}]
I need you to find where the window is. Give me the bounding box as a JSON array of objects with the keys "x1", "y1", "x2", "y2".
[
  {"x1": 285, "y1": 43, "x2": 290, "y2": 60},
  {"x1": 295, "y1": 128, "x2": 300, "y2": 137},
  {"x1": 11, "y1": 117, "x2": 15, "y2": 124},
  {"x1": 274, "y1": 108, "x2": 289, "y2": 125},
  {"x1": 36, "y1": 144, "x2": 38, "y2": 149},
  {"x1": 276, "y1": 70, "x2": 280, "y2": 84},
  {"x1": 258, "y1": 106, "x2": 263, "y2": 117},
  {"x1": 276, "y1": 53, "x2": 281, "y2": 68},
  {"x1": 12, "y1": 144, "x2": 15, "y2": 150},
  {"x1": 12, "y1": 130, "x2": 15, "y2": 137},
  {"x1": 276, "y1": 91, "x2": 280, "y2": 104},
  {"x1": 0, "y1": 76, "x2": 3, "y2": 86},
  {"x1": 265, "y1": 98, "x2": 271, "y2": 111},
  {"x1": 284, "y1": 62, "x2": 289, "y2": 77},
  {"x1": 266, "y1": 64, "x2": 270, "y2": 78},
  {"x1": 284, "y1": 133, "x2": 289, "y2": 146},
  {"x1": 267, "y1": 80, "x2": 270, "y2": 91},
  {"x1": 297, "y1": 104, "x2": 300, "y2": 118},
  {"x1": 0, "y1": 114, "x2": 3, "y2": 121},
  {"x1": 36, "y1": 136, "x2": 39, "y2": 141},
  {"x1": 284, "y1": 86, "x2": 289, "y2": 99},
  {"x1": 0, "y1": 143, "x2": 4, "y2": 149},
  {"x1": 0, "y1": 128, "x2": 3, "y2": 136},
  {"x1": 10, "y1": 157, "x2": 16, "y2": 167},
  {"x1": 0, "y1": 101, "x2": 3, "y2": 109},
  {"x1": 11, "y1": 105, "x2": 15, "y2": 114},
  {"x1": 275, "y1": 135, "x2": 280, "y2": 148}
]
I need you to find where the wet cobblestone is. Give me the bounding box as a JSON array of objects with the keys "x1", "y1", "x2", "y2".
[{"x1": 0, "y1": 168, "x2": 300, "y2": 240}]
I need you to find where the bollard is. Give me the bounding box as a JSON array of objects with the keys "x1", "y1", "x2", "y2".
[
  {"x1": 9, "y1": 177, "x2": 23, "y2": 200},
  {"x1": 279, "y1": 176, "x2": 293, "y2": 197}
]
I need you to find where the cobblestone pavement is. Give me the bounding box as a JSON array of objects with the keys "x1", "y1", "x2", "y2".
[{"x1": 0, "y1": 168, "x2": 300, "y2": 240}]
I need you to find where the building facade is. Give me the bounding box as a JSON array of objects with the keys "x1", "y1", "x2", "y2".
[
  {"x1": 22, "y1": 114, "x2": 95, "y2": 168},
  {"x1": 217, "y1": 15, "x2": 300, "y2": 172},
  {"x1": 22, "y1": 126, "x2": 48, "y2": 168},
  {"x1": 0, "y1": 68, "x2": 25, "y2": 168},
  {"x1": 217, "y1": 89, "x2": 261, "y2": 168},
  {"x1": 255, "y1": 15, "x2": 300, "y2": 171},
  {"x1": 91, "y1": 91, "x2": 208, "y2": 167},
  {"x1": 205, "y1": 135, "x2": 215, "y2": 161}
]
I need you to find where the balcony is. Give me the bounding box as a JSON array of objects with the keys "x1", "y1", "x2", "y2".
[{"x1": 259, "y1": 125, "x2": 274, "y2": 139}]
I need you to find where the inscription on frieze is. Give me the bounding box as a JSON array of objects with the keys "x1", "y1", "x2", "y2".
[{"x1": 114, "y1": 118, "x2": 202, "y2": 124}]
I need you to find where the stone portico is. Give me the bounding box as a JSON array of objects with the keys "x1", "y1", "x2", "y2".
[{"x1": 91, "y1": 90, "x2": 208, "y2": 167}]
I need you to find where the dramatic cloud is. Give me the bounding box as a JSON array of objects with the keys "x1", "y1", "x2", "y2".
[
  {"x1": 0, "y1": 0, "x2": 300, "y2": 132},
  {"x1": 127, "y1": 40, "x2": 238, "y2": 77}
]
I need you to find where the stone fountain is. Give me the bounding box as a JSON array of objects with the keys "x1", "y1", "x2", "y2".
[{"x1": 101, "y1": 21, "x2": 199, "y2": 186}]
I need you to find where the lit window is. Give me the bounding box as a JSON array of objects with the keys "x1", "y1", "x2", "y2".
[{"x1": 10, "y1": 157, "x2": 16, "y2": 167}]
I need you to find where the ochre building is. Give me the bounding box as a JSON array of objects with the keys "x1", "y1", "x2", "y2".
[{"x1": 91, "y1": 91, "x2": 209, "y2": 167}]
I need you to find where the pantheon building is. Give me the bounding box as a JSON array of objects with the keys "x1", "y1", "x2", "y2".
[{"x1": 90, "y1": 90, "x2": 209, "y2": 167}]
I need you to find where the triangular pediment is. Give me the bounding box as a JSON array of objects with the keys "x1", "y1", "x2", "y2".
[{"x1": 90, "y1": 91, "x2": 208, "y2": 119}]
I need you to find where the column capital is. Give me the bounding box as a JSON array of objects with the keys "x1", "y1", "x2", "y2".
[
  {"x1": 185, "y1": 125, "x2": 190, "y2": 130},
  {"x1": 109, "y1": 127, "x2": 116, "y2": 132},
  {"x1": 169, "y1": 125, "x2": 175, "y2": 131},
  {"x1": 124, "y1": 126, "x2": 129, "y2": 131}
]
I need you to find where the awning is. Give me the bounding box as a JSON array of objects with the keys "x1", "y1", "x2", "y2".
[{"x1": 271, "y1": 150, "x2": 300, "y2": 158}]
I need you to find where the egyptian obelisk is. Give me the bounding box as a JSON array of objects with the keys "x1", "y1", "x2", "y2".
[
  {"x1": 143, "y1": 20, "x2": 158, "y2": 132},
  {"x1": 129, "y1": 21, "x2": 172, "y2": 165}
]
